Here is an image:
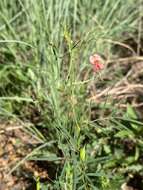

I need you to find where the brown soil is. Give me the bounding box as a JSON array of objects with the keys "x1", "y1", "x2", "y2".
[{"x1": 0, "y1": 122, "x2": 49, "y2": 190}]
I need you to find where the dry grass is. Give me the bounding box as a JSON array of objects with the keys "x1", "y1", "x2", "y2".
[{"x1": 88, "y1": 56, "x2": 143, "y2": 110}]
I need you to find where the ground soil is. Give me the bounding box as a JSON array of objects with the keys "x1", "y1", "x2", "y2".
[{"x1": 0, "y1": 122, "x2": 49, "y2": 190}]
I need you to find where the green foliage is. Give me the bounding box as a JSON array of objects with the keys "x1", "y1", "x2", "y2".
[{"x1": 0, "y1": 0, "x2": 142, "y2": 189}]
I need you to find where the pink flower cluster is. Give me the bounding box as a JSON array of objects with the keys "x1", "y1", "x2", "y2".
[{"x1": 89, "y1": 54, "x2": 104, "y2": 72}]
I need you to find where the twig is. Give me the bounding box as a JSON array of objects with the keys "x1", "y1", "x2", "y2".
[
  {"x1": 0, "y1": 125, "x2": 23, "y2": 134},
  {"x1": 107, "y1": 56, "x2": 143, "y2": 64}
]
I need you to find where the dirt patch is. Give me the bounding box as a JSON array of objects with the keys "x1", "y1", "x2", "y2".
[{"x1": 0, "y1": 122, "x2": 46, "y2": 190}]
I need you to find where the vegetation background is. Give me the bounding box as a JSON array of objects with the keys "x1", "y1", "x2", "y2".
[{"x1": 0, "y1": 0, "x2": 143, "y2": 189}]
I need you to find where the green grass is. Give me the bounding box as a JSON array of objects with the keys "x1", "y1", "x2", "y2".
[{"x1": 0, "y1": 0, "x2": 142, "y2": 189}]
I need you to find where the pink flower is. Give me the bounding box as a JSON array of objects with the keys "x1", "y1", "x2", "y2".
[{"x1": 89, "y1": 54, "x2": 104, "y2": 72}]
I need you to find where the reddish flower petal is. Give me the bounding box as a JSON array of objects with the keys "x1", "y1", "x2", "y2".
[
  {"x1": 89, "y1": 53, "x2": 104, "y2": 72},
  {"x1": 93, "y1": 54, "x2": 101, "y2": 61},
  {"x1": 89, "y1": 55, "x2": 95, "y2": 64}
]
